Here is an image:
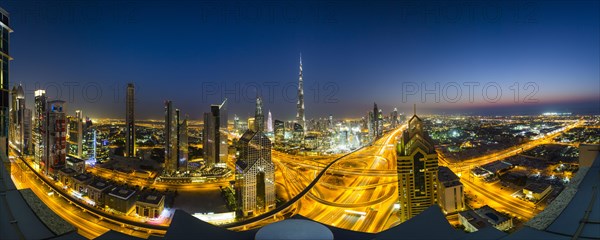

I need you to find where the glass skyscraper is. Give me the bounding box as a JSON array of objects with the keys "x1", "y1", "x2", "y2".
[{"x1": 0, "y1": 7, "x2": 12, "y2": 156}]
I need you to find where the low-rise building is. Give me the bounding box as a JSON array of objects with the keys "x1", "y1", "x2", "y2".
[
  {"x1": 106, "y1": 187, "x2": 136, "y2": 215},
  {"x1": 66, "y1": 157, "x2": 85, "y2": 174},
  {"x1": 71, "y1": 173, "x2": 92, "y2": 194},
  {"x1": 481, "y1": 161, "x2": 513, "y2": 176},
  {"x1": 57, "y1": 168, "x2": 77, "y2": 188},
  {"x1": 475, "y1": 205, "x2": 513, "y2": 231},
  {"x1": 437, "y1": 166, "x2": 465, "y2": 214},
  {"x1": 87, "y1": 179, "x2": 112, "y2": 207},
  {"x1": 523, "y1": 182, "x2": 552, "y2": 201},
  {"x1": 135, "y1": 193, "x2": 165, "y2": 219},
  {"x1": 459, "y1": 205, "x2": 513, "y2": 232},
  {"x1": 458, "y1": 209, "x2": 490, "y2": 232}
]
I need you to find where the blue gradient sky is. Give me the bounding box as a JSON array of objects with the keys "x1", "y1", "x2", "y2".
[{"x1": 3, "y1": 0, "x2": 599, "y2": 119}]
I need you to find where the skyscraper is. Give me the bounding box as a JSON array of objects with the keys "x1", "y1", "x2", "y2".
[
  {"x1": 396, "y1": 105, "x2": 438, "y2": 222},
  {"x1": 233, "y1": 114, "x2": 240, "y2": 134},
  {"x1": 10, "y1": 85, "x2": 25, "y2": 153},
  {"x1": 274, "y1": 120, "x2": 285, "y2": 145},
  {"x1": 296, "y1": 54, "x2": 305, "y2": 132},
  {"x1": 255, "y1": 97, "x2": 264, "y2": 133},
  {"x1": 373, "y1": 103, "x2": 383, "y2": 139},
  {"x1": 67, "y1": 110, "x2": 83, "y2": 158},
  {"x1": 164, "y1": 100, "x2": 178, "y2": 174},
  {"x1": 235, "y1": 97, "x2": 275, "y2": 216},
  {"x1": 178, "y1": 114, "x2": 188, "y2": 173},
  {"x1": 23, "y1": 108, "x2": 32, "y2": 155},
  {"x1": 292, "y1": 123, "x2": 304, "y2": 147},
  {"x1": 34, "y1": 90, "x2": 47, "y2": 167},
  {"x1": 391, "y1": 107, "x2": 399, "y2": 128},
  {"x1": 43, "y1": 100, "x2": 67, "y2": 177},
  {"x1": 125, "y1": 83, "x2": 136, "y2": 157},
  {"x1": 0, "y1": 7, "x2": 12, "y2": 156},
  {"x1": 267, "y1": 110, "x2": 273, "y2": 133},
  {"x1": 203, "y1": 99, "x2": 228, "y2": 168},
  {"x1": 164, "y1": 102, "x2": 188, "y2": 174}
]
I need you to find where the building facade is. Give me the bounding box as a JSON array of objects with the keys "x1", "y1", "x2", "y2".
[
  {"x1": 164, "y1": 100, "x2": 178, "y2": 174},
  {"x1": 10, "y1": 85, "x2": 25, "y2": 153},
  {"x1": 136, "y1": 193, "x2": 165, "y2": 219},
  {"x1": 34, "y1": 90, "x2": 47, "y2": 167},
  {"x1": 165, "y1": 101, "x2": 188, "y2": 174},
  {"x1": 274, "y1": 120, "x2": 285, "y2": 145},
  {"x1": 178, "y1": 115, "x2": 188, "y2": 173},
  {"x1": 125, "y1": 83, "x2": 135, "y2": 157},
  {"x1": 396, "y1": 105, "x2": 439, "y2": 222},
  {"x1": 43, "y1": 100, "x2": 67, "y2": 177},
  {"x1": 437, "y1": 166, "x2": 465, "y2": 214},
  {"x1": 0, "y1": 8, "x2": 11, "y2": 156},
  {"x1": 203, "y1": 99, "x2": 228, "y2": 168},
  {"x1": 235, "y1": 97, "x2": 275, "y2": 216},
  {"x1": 67, "y1": 110, "x2": 83, "y2": 158}
]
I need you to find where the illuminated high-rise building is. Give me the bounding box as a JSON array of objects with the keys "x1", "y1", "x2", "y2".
[
  {"x1": 254, "y1": 97, "x2": 264, "y2": 133},
  {"x1": 396, "y1": 104, "x2": 438, "y2": 222},
  {"x1": 203, "y1": 99, "x2": 228, "y2": 168},
  {"x1": 0, "y1": 8, "x2": 12, "y2": 156},
  {"x1": 178, "y1": 114, "x2": 188, "y2": 173},
  {"x1": 233, "y1": 114, "x2": 240, "y2": 134},
  {"x1": 10, "y1": 84, "x2": 25, "y2": 153},
  {"x1": 235, "y1": 97, "x2": 275, "y2": 216},
  {"x1": 373, "y1": 102, "x2": 383, "y2": 139},
  {"x1": 292, "y1": 123, "x2": 304, "y2": 147},
  {"x1": 43, "y1": 100, "x2": 67, "y2": 176},
  {"x1": 125, "y1": 83, "x2": 136, "y2": 157},
  {"x1": 274, "y1": 120, "x2": 285, "y2": 145},
  {"x1": 247, "y1": 117, "x2": 255, "y2": 132},
  {"x1": 165, "y1": 102, "x2": 188, "y2": 174},
  {"x1": 67, "y1": 110, "x2": 83, "y2": 158},
  {"x1": 391, "y1": 107, "x2": 399, "y2": 128},
  {"x1": 367, "y1": 111, "x2": 374, "y2": 139},
  {"x1": 267, "y1": 110, "x2": 273, "y2": 133},
  {"x1": 164, "y1": 100, "x2": 178, "y2": 174},
  {"x1": 34, "y1": 90, "x2": 47, "y2": 167},
  {"x1": 22, "y1": 108, "x2": 31, "y2": 155},
  {"x1": 296, "y1": 54, "x2": 305, "y2": 132}
]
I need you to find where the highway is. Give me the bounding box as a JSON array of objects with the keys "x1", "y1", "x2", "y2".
[
  {"x1": 443, "y1": 120, "x2": 582, "y2": 222},
  {"x1": 9, "y1": 148, "x2": 168, "y2": 239},
  {"x1": 275, "y1": 126, "x2": 405, "y2": 233}
]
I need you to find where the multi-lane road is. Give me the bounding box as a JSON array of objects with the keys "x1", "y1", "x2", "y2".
[{"x1": 270, "y1": 126, "x2": 405, "y2": 233}]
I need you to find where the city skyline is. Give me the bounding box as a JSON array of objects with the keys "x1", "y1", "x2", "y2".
[
  {"x1": 2, "y1": 2, "x2": 600, "y2": 240},
  {"x1": 1, "y1": 0, "x2": 598, "y2": 119}
]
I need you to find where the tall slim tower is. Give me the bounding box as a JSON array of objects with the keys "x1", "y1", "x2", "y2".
[
  {"x1": 125, "y1": 83, "x2": 135, "y2": 157},
  {"x1": 44, "y1": 100, "x2": 67, "y2": 177},
  {"x1": 296, "y1": 54, "x2": 305, "y2": 132},
  {"x1": 164, "y1": 100, "x2": 178, "y2": 174},
  {"x1": 255, "y1": 97, "x2": 264, "y2": 133},
  {"x1": 267, "y1": 110, "x2": 273, "y2": 133},
  {"x1": 10, "y1": 85, "x2": 25, "y2": 153},
  {"x1": 0, "y1": 7, "x2": 12, "y2": 156},
  {"x1": 34, "y1": 90, "x2": 47, "y2": 167},
  {"x1": 203, "y1": 99, "x2": 228, "y2": 168},
  {"x1": 67, "y1": 110, "x2": 83, "y2": 158},
  {"x1": 396, "y1": 105, "x2": 438, "y2": 222},
  {"x1": 178, "y1": 114, "x2": 188, "y2": 173}
]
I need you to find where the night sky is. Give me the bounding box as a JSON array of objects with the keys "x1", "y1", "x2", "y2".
[{"x1": 3, "y1": 0, "x2": 599, "y2": 120}]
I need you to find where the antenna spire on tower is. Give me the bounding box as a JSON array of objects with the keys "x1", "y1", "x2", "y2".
[{"x1": 414, "y1": 104, "x2": 417, "y2": 116}]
